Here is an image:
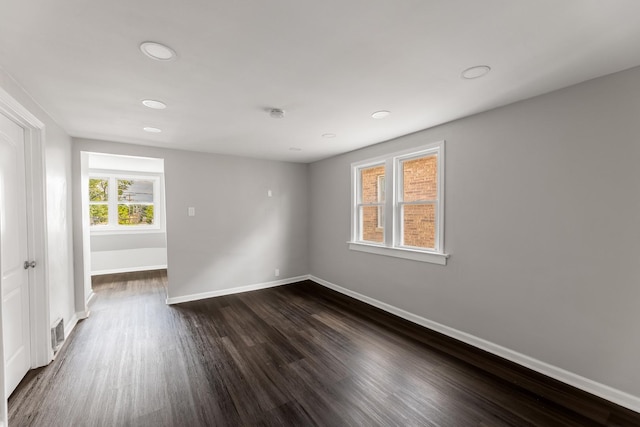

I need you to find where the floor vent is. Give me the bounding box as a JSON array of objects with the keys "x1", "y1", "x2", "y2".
[{"x1": 51, "y1": 318, "x2": 64, "y2": 353}]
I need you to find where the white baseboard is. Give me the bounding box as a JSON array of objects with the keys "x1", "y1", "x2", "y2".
[
  {"x1": 50, "y1": 313, "x2": 81, "y2": 362},
  {"x1": 308, "y1": 275, "x2": 640, "y2": 414},
  {"x1": 76, "y1": 311, "x2": 90, "y2": 321},
  {"x1": 75, "y1": 291, "x2": 96, "y2": 321},
  {"x1": 65, "y1": 313, "x2": 80, "y2": 340},
  {"x1": 86, "y1": 290, "x2": 97, "y2": 308},
  {"x1": 166, "y1": 275, "x2": 310, "y2": 305},
  {"x1": 91, "y1": 265, "x2": 167, "y2": 276}
]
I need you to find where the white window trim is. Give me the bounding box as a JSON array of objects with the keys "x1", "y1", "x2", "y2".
[
  {"x1": 88, "y1": 169, "x2": 163, "y2": 234},
  {"x1": 348, "y1": 241, "x2": 448, "y2": 265},
  {"x1": 349, "y1": 141, "x2": 449, "y2": 265}
]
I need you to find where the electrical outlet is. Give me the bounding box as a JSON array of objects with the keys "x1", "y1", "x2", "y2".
[{"x1": 275, "y1": 268, "x2": 280, "y2": 277}]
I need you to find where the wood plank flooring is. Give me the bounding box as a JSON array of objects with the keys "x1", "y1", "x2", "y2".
[{"x1": 8, "y1": 271, "x2": 640, "y2": 426}]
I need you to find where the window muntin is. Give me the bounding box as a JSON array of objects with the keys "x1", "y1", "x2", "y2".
[
  {"x1": 351, "y1": 141, "x2": 445, "y2": 261},
  {"x1": 88, "y1": 174, "x2": 159, "y2": 230}
]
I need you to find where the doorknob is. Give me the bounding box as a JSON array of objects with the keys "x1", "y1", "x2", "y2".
[{"x1": 23, "y1": 260, "x2": 36, "y2": 269}]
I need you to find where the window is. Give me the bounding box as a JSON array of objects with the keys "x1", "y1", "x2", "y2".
[
  {"x1": 398, "y1": 153, "x2": 438, "y2": 249},
  {"x1": 377, "y1": 175, "x2": 385, "y2": 229},
  {"x1": 350, "y1": 141, "x2": 448, "y2": 265},
  {"x1": 89, "y1": 174, "x2": 160, "y2": 231},
  {"x1": 89, "y1": 177, "x2": 109, "y2": 225},
  {"x1": 357, "y1": 164, "x2": 385, "y2": 243},
  {"x1": 117, "y1": 179, "x2": 155, "y2": 226}
]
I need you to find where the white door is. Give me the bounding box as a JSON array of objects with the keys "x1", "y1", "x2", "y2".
[{"x1": 0, "y1": 112, "x2": 31, "y2": 396}]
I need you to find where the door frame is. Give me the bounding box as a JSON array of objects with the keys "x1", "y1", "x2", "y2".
[{"x1": 0, "y1": 87, "x2": 51, "y2": 421}]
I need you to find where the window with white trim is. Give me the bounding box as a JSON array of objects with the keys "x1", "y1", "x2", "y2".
[
  {"x1": 350, "y1": 141, "x2": 448, "y2": 265},
  {"x1": 89, "y1": 174, "x2": 160, "y2": 231},
  {"x1": 376, "y1": 175, "x2": 385, "y2": 229}
]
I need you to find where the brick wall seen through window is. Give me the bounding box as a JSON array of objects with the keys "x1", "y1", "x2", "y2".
[
  {"x1": 401, "y1": 155, "x2": 437, "y2": 248},
  {"x1": 360, "y1": 156, "x2": 437, "y2": 248},
  {"x1": 361, "y1": 165, "x2": 385, "y2": 242}
]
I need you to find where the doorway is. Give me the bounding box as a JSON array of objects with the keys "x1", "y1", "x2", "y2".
[
  {"x1": 0, "y1": 88, "x2": 51, "y2": 424},
  {"x1": 80, "y1": 152, "x2": 168, "y2": 301},
  {"x1": 0, "y1": 112, "x2": 31, "y2": 396}
]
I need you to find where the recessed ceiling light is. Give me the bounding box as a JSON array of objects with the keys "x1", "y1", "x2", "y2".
[
  {"x1": 322, "y1": 133, "x2": 336, "y2": 138},
  {"x1": 461, "y1": 65, "x2": 491, "y2": 79},
  {"x1": 142, "y1": 99, "x2": 167, "y2": 109},
  {"x1": 143, "y1": 127, "x2": 162, "y2": 133},
  {"x1": 371, "y1": 110, "x2": 390, "y2": 119},
  {"x1": 140, "y1": 42, "x2": 176, "y2": 61},
  {"x1": 269, "y1": 108, "x2": 285, "y2": 119},
  {"x1": 289, "y1": 147, "x2": 302, "y2": 151}
]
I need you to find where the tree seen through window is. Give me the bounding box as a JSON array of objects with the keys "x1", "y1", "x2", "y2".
[{"x1": 89, "y1": 177, "x2": 155, "y2": 227}]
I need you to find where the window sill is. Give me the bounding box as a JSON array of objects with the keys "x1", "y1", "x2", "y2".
[
  {"x1": 347, "y1": 241, "x2": 449, "y2": 265},
  {"x1": 90, "y1": 227, "x2": 164, "y2": 236}
]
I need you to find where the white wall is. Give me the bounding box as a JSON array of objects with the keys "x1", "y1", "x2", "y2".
[
  {"x1": 0, "y1": 69, "x2": 76, "y2": 331},
  {"x1": 90, "y1": 233, "x2": 167, "y2": 275},
  {"x1": 90, "y1": 233, "x2": 167, "y2": 274},
  {"x1": 309, "y1": 66, "x2": 640, "y2": 403},
  {"x1": 72, "y1": 138, "x2": 309, "y2": 301}
]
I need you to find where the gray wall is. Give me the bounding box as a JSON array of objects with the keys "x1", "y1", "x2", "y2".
[
  {"x1": 90, "y1": 233, "x2": 166, "y2": 252},
  {"x1": 309, "y1": 66, "x2": 640, "y2": 397},
  {"x1": 0, "y1": 69, "x2": 76, "y2": 328},
  {"x1": 73, "y1": 139, "x2": 309, "y2": 299}
]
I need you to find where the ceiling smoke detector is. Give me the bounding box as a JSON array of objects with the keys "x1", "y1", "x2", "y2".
[{"x1": 269, "y1": 108, "x2": 285, "y2": 119}]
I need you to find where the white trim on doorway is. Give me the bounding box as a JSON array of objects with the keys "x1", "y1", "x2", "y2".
[{"x1": 0, "y1": 87, "x2": 51, "y2": 425}]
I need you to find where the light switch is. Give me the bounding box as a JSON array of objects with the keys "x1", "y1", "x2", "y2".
[
  {"x1": 188, "y1": 207, "x2": 195, "y2": 216},
  {"x1": 268, "y1": 190, "x2": 273, "y2": 197}
]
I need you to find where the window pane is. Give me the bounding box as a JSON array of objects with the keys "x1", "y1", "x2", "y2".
[
  {"x1": 360, "y1": 205, "x2": 384, "y2": 243},
  {"x1": 89, "y1": 204, "x2": 108, "y2": 226},
  {"x1": 118, "y1": 204, "x2": 154, "y2": 225},
  {"x1": 402, "y1": 204, "x2": 435, "y2": 249},
  {"x1": 118, "y1": 179, "x2": 154, "y2": 203},
  {"x1": 360, "y1": 165, "x2": 385, "y2": 203},
  {"x1": 89, "y1": 178, "x2": 109, "y2": 202},
  {"x1": 402, "y1": 155, "x2": 437, "y2": 202}
]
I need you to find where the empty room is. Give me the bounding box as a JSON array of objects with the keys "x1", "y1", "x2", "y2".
[{"x1": 1, "y1": 0, "x2": 640, "y2": 425}]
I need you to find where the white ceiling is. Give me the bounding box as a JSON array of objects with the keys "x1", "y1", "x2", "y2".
[{"x1": 2, "y1": 0, "x2": 640, "y2": 163}]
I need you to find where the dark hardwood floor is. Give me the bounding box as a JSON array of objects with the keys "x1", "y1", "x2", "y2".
[{"x1": 8, "y1": 271, "x2": 640, "y2": 426}]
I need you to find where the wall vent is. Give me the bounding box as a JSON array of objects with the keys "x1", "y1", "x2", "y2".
[{"x1": 51, "y1": 318, "x2": 64, "y2": 353}]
